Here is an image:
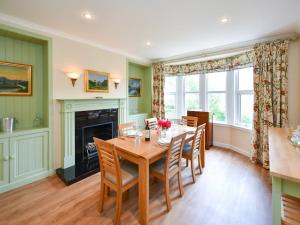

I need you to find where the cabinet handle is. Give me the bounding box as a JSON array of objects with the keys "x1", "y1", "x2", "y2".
[
  {"x1": 3, "y1": 156, "x2": 9, "y2": 161},
  {"x1": 9, "y1": 155, "x2": 15, "y2": 160}
]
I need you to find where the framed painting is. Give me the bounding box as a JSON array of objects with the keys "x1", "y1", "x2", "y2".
[
  {"x1": 0, "y1": 61, "x2": 32, "y2": 96},
  {"x1": 84, "y1": 70, "x2": 109, "y2": 92},
  {"x1": 128, "y1": 78, "x2": 142, "y2": 97}
]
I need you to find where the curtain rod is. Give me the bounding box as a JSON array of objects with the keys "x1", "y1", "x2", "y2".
[{"x1": 155, "y1": 32, "x2": 299, "y2": 65}]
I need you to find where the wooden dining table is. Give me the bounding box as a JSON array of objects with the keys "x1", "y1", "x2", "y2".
[{"x1": 107, "y1": 125, "x2": 206, "y2": 225}]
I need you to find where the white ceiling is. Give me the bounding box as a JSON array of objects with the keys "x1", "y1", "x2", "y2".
[{"x1": 0, "y1": 0, "x2": 300, "y2": 61}]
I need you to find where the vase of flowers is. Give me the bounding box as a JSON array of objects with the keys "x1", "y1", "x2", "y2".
[{"x1": 157, "y1": 119, "x2": 171, "y2": 138}]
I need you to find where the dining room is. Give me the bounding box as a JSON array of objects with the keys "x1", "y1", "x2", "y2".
[{"x1": 1, "y1": 1, "x2": 300, "y2": 225}]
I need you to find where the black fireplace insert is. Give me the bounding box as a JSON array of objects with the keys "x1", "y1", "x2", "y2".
[{"x1": 56, "y1": 108, "x2": 118, "y2": 185}]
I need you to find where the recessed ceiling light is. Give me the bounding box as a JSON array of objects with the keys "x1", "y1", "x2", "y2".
[
  {"x1": 82, "y1": 11, "x2": 93, "y2": 20},
  {"x1": 146, "y1": 41, "x2": 151, "y2": 46},
  {"x1": 220, "y1": 17, "x2": 230, "y2": 23}
]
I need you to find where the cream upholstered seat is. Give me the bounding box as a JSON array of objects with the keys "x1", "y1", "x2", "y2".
[
  {"x1": 105, "y1": 160, "x2": 138, "y2": 186},
  {"x1": 150, "y1": 157, "x2": 166, "y2": 175}
]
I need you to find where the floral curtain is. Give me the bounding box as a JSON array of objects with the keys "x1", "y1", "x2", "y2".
[
  {"x1": 152, "y1": 62, "x2": 165, "y2": 118},
  {"x1": 251, "y1": 39, "x2": 289, "y2": 169},
  {"x1": 164, "y1": 51, "x2": 254, "y2": 75}
]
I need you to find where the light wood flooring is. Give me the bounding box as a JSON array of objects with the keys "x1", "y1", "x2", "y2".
[{"x1": 0, "y1": 147, "x2": 272, "y2": 225}]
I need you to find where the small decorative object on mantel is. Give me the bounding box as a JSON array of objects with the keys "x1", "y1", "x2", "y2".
[
  {"x1": 84, "y1": 70, "x2": 109, "y2": 92},
  {"x1": 157, "y1": 119, "x2": 171, "y2": 138},
  {"x1": 0, "y1": 61, "x2": 32, "y2": 96},
  {"x1": 289, "y1": 126, "x2": 300, "y2": 147},
  {"x1": 128, "y1": 77, "x2": 142, "y2": 97}
]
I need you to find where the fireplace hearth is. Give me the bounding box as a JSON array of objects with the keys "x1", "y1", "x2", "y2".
[{"x1": 56, "y1": 108, "x2": 118, "y2": 185}]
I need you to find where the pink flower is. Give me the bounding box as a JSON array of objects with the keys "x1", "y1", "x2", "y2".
[{"x1": 158, "y1": 119, "x2": 171, "y2": 129}]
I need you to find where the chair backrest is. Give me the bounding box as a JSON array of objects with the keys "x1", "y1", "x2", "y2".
[
  {"x1": 181, "y1": 116, "x2": 198, "y2": 127},
  {"x1": 191, "y1": 123, "x2": 206, "y2": 155},
  {"x1": 145, "y1": 117, "x2": 158, "y2": 130},
  {"x1": 165, "y1": 133, "x2": 187, "y2": 175},
  {"x1": 93, "y1": 137, "x2": 122, "y2": 185},
  {"x1": 118, "y1": 122, "x2": 135, "y2": 136}
]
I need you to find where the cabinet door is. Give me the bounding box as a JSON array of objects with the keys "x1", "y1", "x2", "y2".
[
  {"x1": 0, "y1": 138, "x2": 9, "y2": 186},
  {"x1": 9, "y1": 132, "x2": 48, "y2": 183}
]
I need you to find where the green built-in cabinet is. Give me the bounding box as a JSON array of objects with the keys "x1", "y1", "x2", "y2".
[
  {"x1": 0, "y1": 129, "x2": 49, "y2": 192},
  {"x1": 127, "y1": 61, "x2": 152, "y2": 127},
  {"x1": 0, "y1": 138, "x2": 9, "y2": 186},
  {"x1": 0, "y1": 25, "x2": 52, "y2": 192}
]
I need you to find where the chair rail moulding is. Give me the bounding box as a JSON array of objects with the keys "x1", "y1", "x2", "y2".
[{"x1": 57, "y1": 98, "x2": 126, "y2": 169}]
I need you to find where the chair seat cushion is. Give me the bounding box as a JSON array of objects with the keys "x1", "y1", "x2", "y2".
[
  {"x1": 182, "y1": 144, "x2": 192, "y2": 157},
  {"x1": 150, "y1": 157, "x2": 166, "y2": 175},
  {"x1": 105, "y1": 160, "x2": 138, "y2": 186}
]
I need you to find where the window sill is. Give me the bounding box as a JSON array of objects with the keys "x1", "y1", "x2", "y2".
[{"x1": 213, "y1": 122, "x2": 252, "y2": 133}]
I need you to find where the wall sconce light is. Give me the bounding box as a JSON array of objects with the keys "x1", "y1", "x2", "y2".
[
  {"x1": 66, "y1": 72, "x2": 80, "y2": 87},
  {"x1": 112, "y1": 78, "x2": 121, "y2": 89}
]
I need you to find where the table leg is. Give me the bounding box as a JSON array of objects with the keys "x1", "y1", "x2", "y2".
[
  {"x1": 139, "y1": 158, "x2": 149, "y2": 225},
  {"x1": 272, "y1": 176, "x2": 282, "y2": 225}
]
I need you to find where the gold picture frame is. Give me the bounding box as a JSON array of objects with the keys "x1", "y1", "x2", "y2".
[
  {"x1": 0, "y1": 61, "x2": 32, "y2": 96},
  {"x1": 84, "y1": 70, "x2": 109, "y2": 93},
  {"x1": 128, "y1": 77, "x2": 142, "y2": 97}
]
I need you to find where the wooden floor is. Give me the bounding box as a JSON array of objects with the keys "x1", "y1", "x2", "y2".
[{"x1": 0, "y1": 147, "x2": 272, "y2": 225}]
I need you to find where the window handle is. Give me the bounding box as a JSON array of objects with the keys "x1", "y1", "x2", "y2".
[
  {"x1": 3, "y1": 156, "x2": 9, "y2": 161},
  {"x1": 9, "y1": 155, "x2": 15, "y2": 160}
]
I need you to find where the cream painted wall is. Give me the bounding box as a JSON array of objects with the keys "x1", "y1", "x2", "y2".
[
  {"x1": 213, "y1": 125, "x2": 252, "y2": 157},
  {"x1": 52, "y1": 35, "x2": 128, "y2": 168},
  {"x1": 213, "y1": 39, "x2": 300, "y2": 157}
]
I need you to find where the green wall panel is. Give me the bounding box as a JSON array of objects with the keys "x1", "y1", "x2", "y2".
[
  {"x1": 0, "y1": 35, "x2": 46, "y2": 129},
  {"x1": 128, "y1": 62, "x2": 151, "y2": 116}
]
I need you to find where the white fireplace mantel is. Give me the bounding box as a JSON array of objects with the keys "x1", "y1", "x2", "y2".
[{"x1": 57, "y1": 98, "x2": 126, "y2": 169}]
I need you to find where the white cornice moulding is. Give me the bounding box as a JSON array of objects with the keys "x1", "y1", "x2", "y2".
[{"x1": 0, "y1": 12, "x2": 150, "y2": 64}]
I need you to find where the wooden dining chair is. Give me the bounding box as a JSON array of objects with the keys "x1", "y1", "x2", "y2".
[
  {"x1": 93, "y1": 138, "x2": 139, "y2": 225},
  {"x1": 182, "y1": 123, "x2": 206, "y2": 183},
  {"x1": 145, "y1": 117, "x2": 158, "y2": 130},
  {"x1": 181, "y1": 116, "x2": 198, "y2": 127},
  {"x1": 118, "y1": 122, "x2": 135, "y2": 136},
  {"x1": 149, "y1": 133, "x2": 187, "y2": 211}
]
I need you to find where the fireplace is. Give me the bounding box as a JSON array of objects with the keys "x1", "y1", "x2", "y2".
[{"x1": 57, "y1": 108, "x2": 118, "y2": 185}]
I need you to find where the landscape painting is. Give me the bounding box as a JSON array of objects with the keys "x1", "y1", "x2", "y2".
[
  {"x1": 0, "y1": 61, "x2": 32, "y2": 96},
  {"x1": 128, "y1": 78, "x2": 142, "y2": 97},
  {"x1": 85, "y1": 70, "x2": 109, "y2": 92}
]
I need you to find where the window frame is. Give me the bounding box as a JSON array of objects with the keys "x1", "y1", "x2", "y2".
[
  {"x1": 183, "y1": 74, "x2": 201, "y2": 113},
  {"x1": 234, "y1": 70, "x2": 254, "y2": 127},
  {"x1": 205, "y1": 72, "x2": 228, "y2": 123},
  {"x1": 164, "y1": 67, "x2": 254, "y2": 130},
  {"x1": 164, "y1": 76, "x2": 178, "y2": 118}
]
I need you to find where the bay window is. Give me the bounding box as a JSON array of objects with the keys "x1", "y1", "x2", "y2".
[{"x1": 164, "y1": 67, "x2": 254, "y2": 129}]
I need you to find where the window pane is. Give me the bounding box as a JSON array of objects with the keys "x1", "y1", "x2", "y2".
[
  {"x1": 184, "y1": 75, "x2": 200, "y2": 92},
  {"x1": 207, "y1": 72, "x2": 226, "y2": 91},
  {"x1": 208, "y1": 93, "x2": 226, "y2": 122},
  {"x1": 165, "y1": 76, "x2": 176, "y2": 93},
  {"x1": 240, "y1": 94, "x2": 253, "y2": 126},
  {"x1": 238, "y1": 67, "x2": 253, "y2": 91},
  {"x1": 165, "y1": 94, "x2": 176, "y2": 114},
  {"x1": 185, "y1": 93, "x2": 200, "y2": 111}
]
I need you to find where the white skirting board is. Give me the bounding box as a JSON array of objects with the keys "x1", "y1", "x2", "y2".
[{"x1": 213, "y1": 141, "x2": 251, "y2": 157}]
